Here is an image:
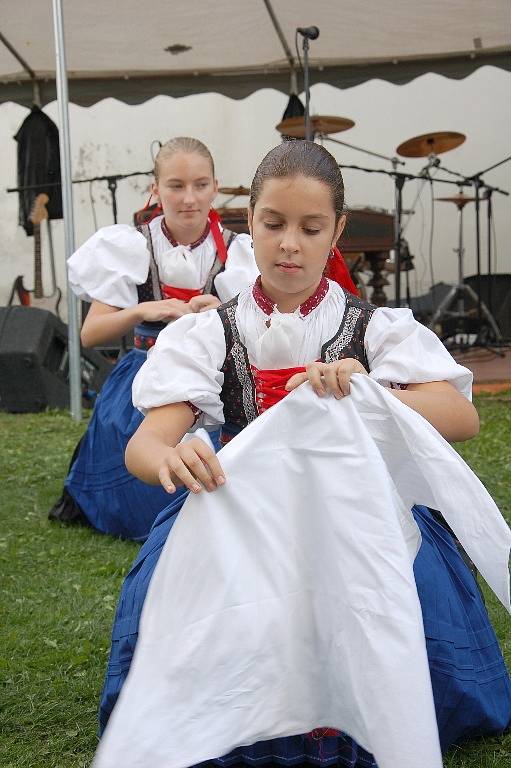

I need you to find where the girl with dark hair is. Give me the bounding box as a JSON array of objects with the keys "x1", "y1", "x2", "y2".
[{"x1": 94, "y1": 141, "x2": 510, "y2": 767}]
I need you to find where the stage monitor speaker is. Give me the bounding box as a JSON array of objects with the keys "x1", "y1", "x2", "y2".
[
  {"x1": 0, "y1": 306, "x2": 112, "y2": 413},
  {"x1": 464, "y1": 274, "x2": 511, "y2": 340}
]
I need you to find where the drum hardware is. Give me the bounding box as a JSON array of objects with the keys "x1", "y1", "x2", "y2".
[
  {"x1": 218, "y1": 185, "x2": 250, "y2": 207},
  {"x1": 218, "y1": 186, "x2": 250, "y2": 196},
  {"x1": 384, "y1": 242, "x2": 414, "y2": 273},
  {"x1": 335, "y1": 161, "x2": 472, "y2": 308},
  {"x1": 215, "y1": 207, "x2": 248, "y2": 235},
  {"x1": 326, "y1": 135, "x2": 405, "y2": 167},
  {"x1": 464, "y1": 155, "x2": 510, "y2": 351},
  {"x1": 276, "y1": 115, "x2": 355, "y2": 139},
  {"x1": 434, "y1": 194, "x2": 476, "y2": 207},
  {"x1": 396, "y1": 132, "x2": 466, "y2": 158},
  {"x1": 393, "y1": 131, "x2": 469, "y2": 309},
  {"x1": 428, "y1": 195, "x2": 502, "y2": 350}
]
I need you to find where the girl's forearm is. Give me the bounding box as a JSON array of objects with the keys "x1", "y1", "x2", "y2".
[
  {"x1": 125, "y1": 403, "x2": 195, "y2": 484},
  {"x1": 388, "y1": 384, "x2": 479, "y2": 442},
  {"x1": 81, "y1": 304, "x2": 142, "y2": 347}
]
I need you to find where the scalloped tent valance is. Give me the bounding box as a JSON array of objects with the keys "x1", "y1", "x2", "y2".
[{"x1": 2, "y1": 0, "x2": 510, "y2": 107}]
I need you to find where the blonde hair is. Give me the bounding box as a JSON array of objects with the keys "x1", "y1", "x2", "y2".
[{"x1": 154, "y1": 137, "x2": 215, "y2": 181}]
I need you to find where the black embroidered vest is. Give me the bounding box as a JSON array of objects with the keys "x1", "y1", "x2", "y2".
[
  {"x1": 217, "y1": 290, "x2": 376, "y2": 433},
  {"x1": 135, "y1": 223, "x2": 237, "y2": 326}
]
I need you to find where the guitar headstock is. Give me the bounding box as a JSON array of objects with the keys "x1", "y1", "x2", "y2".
[{"x1": 29, "y1": 193, "x2": 50, "y2": 226}]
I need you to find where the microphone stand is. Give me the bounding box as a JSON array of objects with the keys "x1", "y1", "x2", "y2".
[
  {"x1": 296, "y1": 27, "x2": 320, "y2": 141},
  {"x1": 302, "y1": 35, "x2": 311, "y2": 141},
  {"x1": 7, "y1": 169, "x2": 153, "y2": 226}
]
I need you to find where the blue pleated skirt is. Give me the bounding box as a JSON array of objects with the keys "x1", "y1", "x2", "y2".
[
  {"x1": 65, "y1": 349, "x2": 187, "y2": 541},
  {"x1": 99, "y1": 503, "x2": 511, "y2": 765}
]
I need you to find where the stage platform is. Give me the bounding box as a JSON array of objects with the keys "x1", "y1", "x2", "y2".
[{"x1": 451, "y1": 345, "x2": 511, "y2": 394}]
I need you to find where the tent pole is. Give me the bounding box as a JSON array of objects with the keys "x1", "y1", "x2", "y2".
[{"x1": 52, "y1": 0, "x2": 82, "y2": 421}]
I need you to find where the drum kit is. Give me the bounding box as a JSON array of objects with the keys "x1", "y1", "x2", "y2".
[{"x1": 217, "y1": 116, "x2": 507, "y2": 344}]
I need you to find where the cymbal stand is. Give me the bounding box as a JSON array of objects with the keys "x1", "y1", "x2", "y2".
[
  {"x1": 428, "y1": 196, "x2": 501, "y2": 348},
  {"x1": 336, "y1": 162, "x2": 464, "y2": 307},
  {"x1": 324, "y1": 135, "x2": 405, "y2": 166}
]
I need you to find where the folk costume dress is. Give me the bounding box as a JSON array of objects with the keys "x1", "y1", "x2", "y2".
[
  {"x1": 50, "y1": 213, "x2": 258, "y2": 541},
  {"x1": 95, "y1": 278, "x2": 511, "y2": 768}
]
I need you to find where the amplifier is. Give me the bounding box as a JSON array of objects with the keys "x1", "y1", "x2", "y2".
[{"x1": 0, "y1": 306, "x2": 112, "y2": 413}]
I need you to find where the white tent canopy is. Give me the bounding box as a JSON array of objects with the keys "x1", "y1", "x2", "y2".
[{"x1": 2, "y1": 0, "x2": 511, "y2": 106}]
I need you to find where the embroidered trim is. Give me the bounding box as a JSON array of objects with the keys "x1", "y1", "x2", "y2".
[
  {"x1": 252, "y1": 275, "x2": 329, "y2": 318},
  {"x1": 323, "y1": 307, "x2": 362, "y2": 363},
  {"x1": 136, "y1": 224, "x2": 162, "y2": 302},
  {"x1": 160, "y1": 218, "x2": 210, "y2": 249},
  {"x1": 184, "y1": 401, "x2": 201, "y2": 426},
  {"x1": 202, "y1": 229, "x2": 235, "y2": 296},
  {"x1": 299, "y1": 277, "x2": 329, "y2": 316},
  {"x1": 203, "y1": 256, "x2": 224, "y2": 296},
  {"x1": 225, "y1": 304, "x2": 258, "y2": 423}
]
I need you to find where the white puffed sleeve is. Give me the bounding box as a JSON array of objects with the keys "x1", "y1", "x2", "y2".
[
  {"x1": 67, "y1": 225, "x2": 150, "y2": 308},
  {"x1": 366, "y1": 307, "x2": 473, "y2": 399},
  {"x1": 213, "y1": 233, "x2": 259, "y2": 303},
  {"x1": 132, "y1": 310, "x2": 227, "y2": 427}
]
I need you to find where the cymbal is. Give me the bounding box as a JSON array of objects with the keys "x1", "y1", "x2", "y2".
[
  {"x1": 396, "y1": 131, "x2": 466, "y2": 158},
  {"x1": 276, "y1": 115, "x2": 355, "y2": 138},
  {"x1": 218, "y1": 185, "x2": 250, "y2": 196},
  {"x1": 435, "y1": 193, "x2": 476, "y2": 208}
]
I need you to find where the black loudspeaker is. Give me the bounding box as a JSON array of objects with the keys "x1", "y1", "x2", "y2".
[
  {"x1": 464, "y1": 274, "x2": 511, "y2": 340},
  {"x1": 0, "y1": 306, "x2": 112, "y2": 413}
]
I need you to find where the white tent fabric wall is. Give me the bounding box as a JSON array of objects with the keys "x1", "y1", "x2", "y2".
[{"x1": 1, "y1": 66, "x2": 510, "y2": 313}]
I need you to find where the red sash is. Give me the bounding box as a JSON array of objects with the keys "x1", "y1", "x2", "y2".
[
  {"x1": 251, "y1": 365, "x2": 307, "y2": 413},
  {"x1": 208, "y1": 208, "x2": 228, "y2": 264},
  {"x1": 160, "y1": 284, "x2": 202, "y2": 302}
]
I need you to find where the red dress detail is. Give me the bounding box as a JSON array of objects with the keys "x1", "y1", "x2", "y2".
[
  {"x1": 324, "y1": 246, "x2": 359, "y2": 296},
  {"x1": 208, "y1": 208, "x2": 229, "y2": 264},
  {"x1": 252, "y1": 276, "x2": 329, "y2": 318},
  {"x1": 160, "y1": 284, "x2": 202, "y2": 302},
  {"x1": 251, "y1": 365, "x2": 307, "y2": 414}
]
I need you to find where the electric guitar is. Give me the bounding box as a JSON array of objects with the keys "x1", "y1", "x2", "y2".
[{"x1": 8, "y1": 193, "x2": 62, "y2": 317}]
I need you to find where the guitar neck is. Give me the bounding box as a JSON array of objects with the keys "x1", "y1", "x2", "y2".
[{"x1": 33, "y1": 223, "x2": 43, "y2": 298}]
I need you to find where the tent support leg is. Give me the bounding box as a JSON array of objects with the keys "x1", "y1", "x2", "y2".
[{"x1": 52, "y1": 0, "x2": 82, "y2": 421}]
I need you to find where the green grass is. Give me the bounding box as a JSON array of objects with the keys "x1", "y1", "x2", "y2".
[{"x1": 0, "y1": 397, "x2": 510, "y2": 767}]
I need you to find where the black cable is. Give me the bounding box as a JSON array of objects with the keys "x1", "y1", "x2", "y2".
[
  {"x1": 428, "y1": 178, "x2": 436, "y2": 291},
  {"x1": 88, "y1": 181, "x2": 98, "y2": 231},
  {"x1": 150, "y1": 140, "x2": 162, "y2": 165},
  {"x1": 492, "y1": 210, "x2": 498, "y2": 273}
]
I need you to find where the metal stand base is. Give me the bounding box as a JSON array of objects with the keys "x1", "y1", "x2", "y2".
[{"x1": 428, "y1": 283, "x2": 504, "y2": 354}]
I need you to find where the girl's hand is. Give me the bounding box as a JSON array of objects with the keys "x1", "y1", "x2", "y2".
[
  {"x1": 138, "y1": 299, "x2": 191, "y2": 323},
  {"x1": 188, "y1": 294, "x2": 222, "y2": 313},
  {"x1": 285, "y1": 358, "x2": 368, "y2": 399},
  {"x1": 157, "y1": 437, "x2": 226, "y2": 494}
]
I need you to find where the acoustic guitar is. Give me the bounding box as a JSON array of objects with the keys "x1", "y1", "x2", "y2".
[{"x1": 8, "y1": 193, "x2": 62, "y2": 317}]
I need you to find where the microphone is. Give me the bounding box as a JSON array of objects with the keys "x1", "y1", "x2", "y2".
[{"x1": 297, "y1": 26, "x2": 320, "y2": 40}]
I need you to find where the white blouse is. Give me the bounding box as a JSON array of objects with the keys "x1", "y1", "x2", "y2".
[
  {"x1": 67, "y1": 215, "x2": 258, "y2": 307},
  {"x1": 132, "y1": 280, "x2": 473, "y2": 427}
]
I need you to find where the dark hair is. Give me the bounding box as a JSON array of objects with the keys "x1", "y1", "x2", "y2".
[
  {"x1": 250, "y1": 140, "x2": 345, "y2": 221},
  {"x1": 154, "y1": 137, "x2": 215, "y2": 181}
]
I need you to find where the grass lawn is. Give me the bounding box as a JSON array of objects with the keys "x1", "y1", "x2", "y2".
[{"x1": 0, "y1": 395, "x2": 510, "y2": 768}]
